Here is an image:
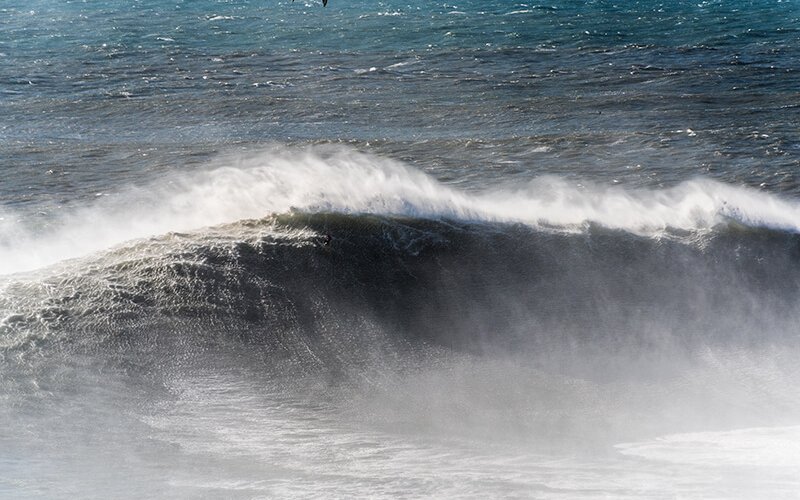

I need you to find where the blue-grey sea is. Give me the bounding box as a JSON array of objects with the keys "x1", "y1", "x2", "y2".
[{"x1": 2, "y1": 1, "x2": 800, "y2": 498}]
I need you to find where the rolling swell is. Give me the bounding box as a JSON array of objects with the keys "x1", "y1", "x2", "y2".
[{"x1": 3, "y1": 211, "x2": 800, "y2": 378}]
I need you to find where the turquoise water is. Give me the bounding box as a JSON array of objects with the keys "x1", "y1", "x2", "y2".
[
  {"x1": 3, "y1": 0, "x2": 799, "y2": 205},
  {"x1": 3, "y1": 2, "x2": 800, "y2": 498}
]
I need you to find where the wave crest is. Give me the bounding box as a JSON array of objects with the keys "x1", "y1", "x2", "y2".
[{"x1": 1, "y1": 145, "x2": 799, "y2": 275}]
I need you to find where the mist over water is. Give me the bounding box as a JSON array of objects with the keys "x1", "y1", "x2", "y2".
[{"x1": 3, "y1": 0, "x2": 800, "y2": 498}]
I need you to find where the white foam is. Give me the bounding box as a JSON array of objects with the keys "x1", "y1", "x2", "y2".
[
  {"x1": 616, "y1": 425, "x2": 800, "y2": 468},
  {"x1": 1, "y1": 146, "x2": 799, "y2": 275}
]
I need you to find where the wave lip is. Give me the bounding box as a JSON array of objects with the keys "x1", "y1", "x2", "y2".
[{"x1": 2, "y1": 146, "x2": 800, "y2": 275}]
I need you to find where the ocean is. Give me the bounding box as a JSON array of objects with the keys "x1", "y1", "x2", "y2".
[{"x1": 2, "y1": 0, "x2": 800, "y2": 498}]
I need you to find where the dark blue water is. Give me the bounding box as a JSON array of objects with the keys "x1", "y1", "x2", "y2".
[
  {"x1": 3, "y1": 1, "x2": 800, "y2": 205},
  {"x1": 3, "y1": 2, "x2": 800, "y2": 498}
]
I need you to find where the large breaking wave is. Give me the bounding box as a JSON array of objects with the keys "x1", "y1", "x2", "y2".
[
  {"x1": 2, "y1": 147, "x2": 800, "y2": 498},
  {"x1": 3, "y1": 146, "x2": 800, "y2": 379}
]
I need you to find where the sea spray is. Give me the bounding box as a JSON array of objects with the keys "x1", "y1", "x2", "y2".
[{"x1": 3, "y1": 145, "x2": 800, "y2": 276}]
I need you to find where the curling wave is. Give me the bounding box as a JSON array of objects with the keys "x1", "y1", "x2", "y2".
[
  {"x1": 2, "y1": 210, "x2": 799, "y2": 364},
  {"x1": 2, "y1": 180, "x2": 800, "y2": 478}
]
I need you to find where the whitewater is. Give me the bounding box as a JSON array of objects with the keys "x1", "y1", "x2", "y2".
[
  {"x1": 3, "y1": 146, "x2": 800, "y2": 276},
  {"x1": 2, "y1": 0, "x2": 800, "y2": 498}
]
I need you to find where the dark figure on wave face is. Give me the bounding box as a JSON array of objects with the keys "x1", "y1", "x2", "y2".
[{"x1": 292, "y1": 0, "x2": 328, "y2": 6}]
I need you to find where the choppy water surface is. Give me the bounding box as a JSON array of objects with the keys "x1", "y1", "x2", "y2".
[{"x1": 2, "y1": 1, "x2": 800, "y2": 498}]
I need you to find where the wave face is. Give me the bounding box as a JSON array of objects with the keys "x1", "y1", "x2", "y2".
[
  {"x1": 4, "y1": 208, "x2": 800, "y2": 354},
  {"x1": 2, "y1": 150, "x2": 800, "y2": 497}
]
